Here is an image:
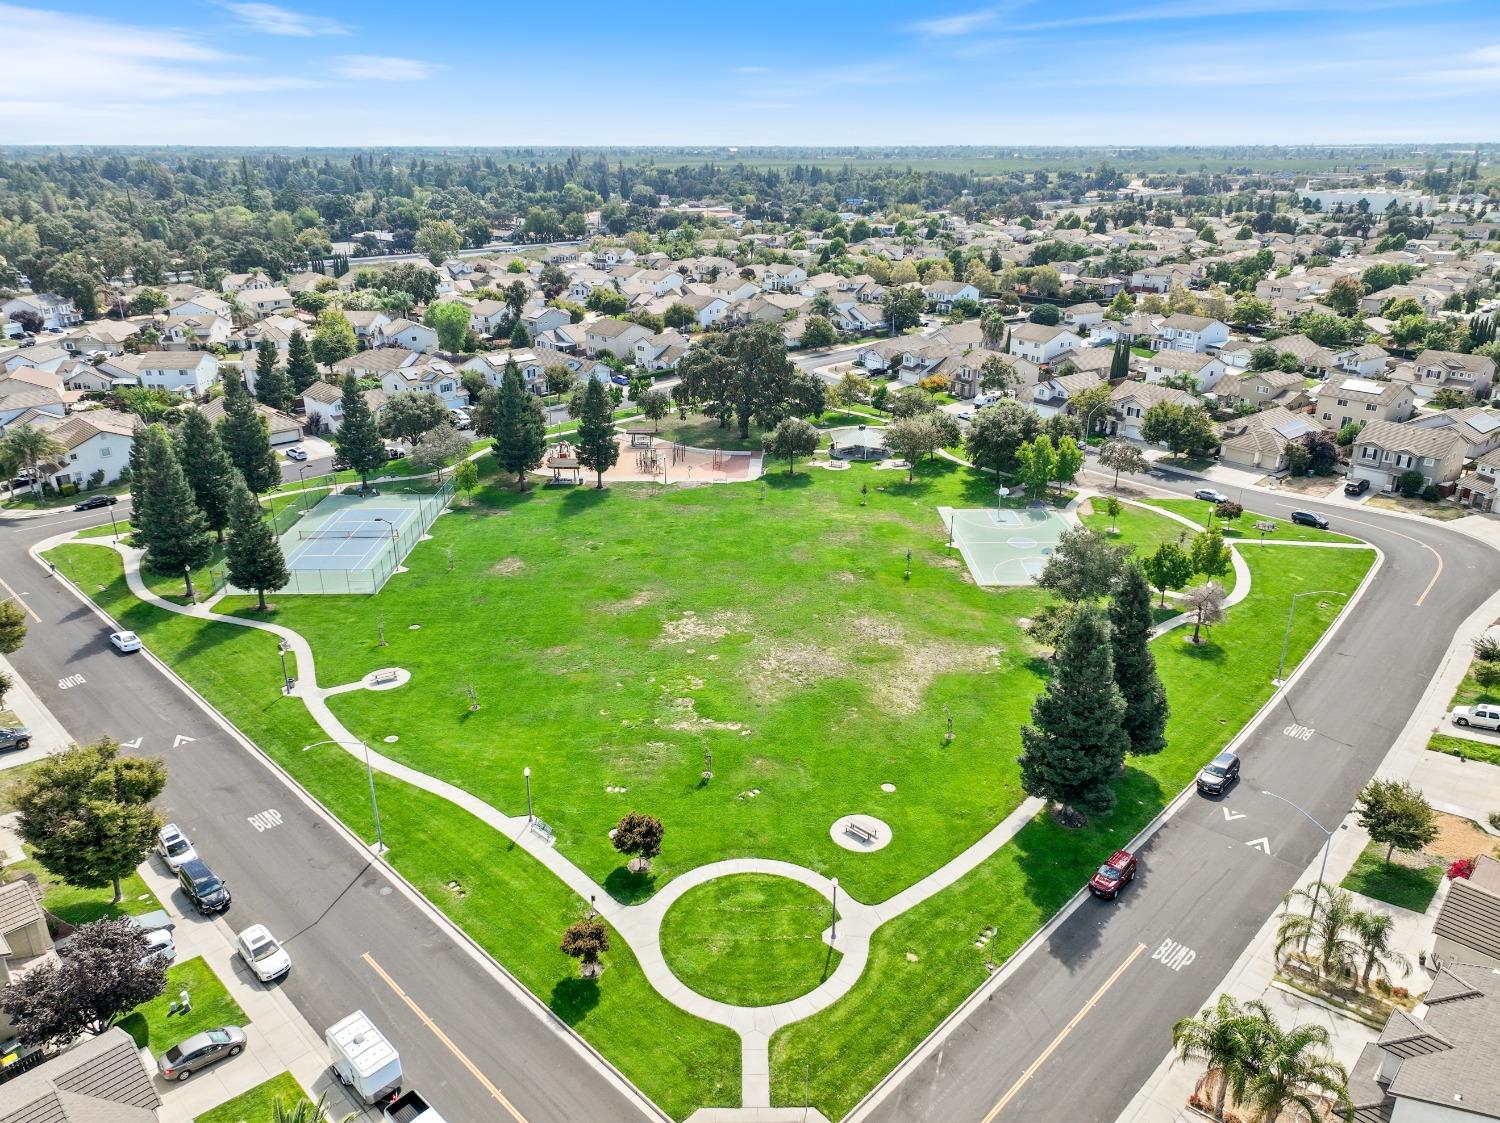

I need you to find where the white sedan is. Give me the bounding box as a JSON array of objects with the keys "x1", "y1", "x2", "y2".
[
  {"x1": 235, "y1": 924, "x2": 291, "y2": 982},
  {"x1": 109, "y1": 630, "x2": 142, "y2": 653}
]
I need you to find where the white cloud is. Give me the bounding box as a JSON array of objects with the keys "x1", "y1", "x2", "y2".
[
  {"x1": 333, "y1": 55, "x2": 441, "y2": 81},
  {"x1": 222, "y1": 2, "x2": 349, "y2": 36},
  {"x1": 908, "y1": 7, "x2": 1002, "y2": 36},
  {"x1": 733, "y1": 65, "x2": 770, "y2": 74}
]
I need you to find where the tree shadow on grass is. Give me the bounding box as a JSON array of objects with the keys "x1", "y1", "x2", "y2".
[
  {"x1": 1176, "y1": 637, "x2": 1227, "y2": 663},
  {"x1": 603, "y1": 865, "x2": 657, "y2": 905},
  {"x1": 557, "y1": 487, "x2": 611, "y2": 517},
  {"x1": 762, "y1": 472, "x2": 813, "y2": 490},
  {"x1": 549, "y1": 975, "x2": 601, "y2": 1026}
]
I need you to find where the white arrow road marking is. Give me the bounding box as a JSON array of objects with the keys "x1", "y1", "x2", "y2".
[
  {"x1": 121, "y1": 737, "x2": 143, "y2": 749},
  {"x1": 1222, "y1": 807, "x2": 1246, "y2": 821},
  {"x1": 1246, "y1": 837, "x2": 1272, "y2": 855},
  {"x1": 172, "y1": 735, "x2": 197, "y2": 748}
]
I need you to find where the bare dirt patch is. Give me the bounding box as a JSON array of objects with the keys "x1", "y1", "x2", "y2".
[
  {"x1": 490, "y1": 557, "x2": 526, "y2": 576},
  {"x1": 655, "y1": 609, "x2": 752, "y2": 645},
  {"x1": 830, "y1": 570, "x2": 858, "y2": 584},
  {"x1": 661, "y1": 695, "x2": 745, "y2": 733},
  {"x1": 603, "y1": 589, "x2": 658, "y2": 615},
  {"x1": 1423, "y1": 812, "x2": 1500, "y2": 863}
]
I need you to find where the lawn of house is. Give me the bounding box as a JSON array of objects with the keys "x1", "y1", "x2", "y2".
[
  {"x1": 195, "y1": 1072, "x2": 308, "y2": 1123},
  {"x1": 1340, "y1": 841, "x2": 1445, "y2": 913},
  {"x1": 3, "y1": 851, "x2": 160, "y2": 926},
  {"x1": 119, "y1": 956, "x2": 248, "y2": 1054}
]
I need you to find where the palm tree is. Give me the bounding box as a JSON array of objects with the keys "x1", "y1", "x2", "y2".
[
  {"x1": 1350, "y1": 909, "x2": 1411, "y2": 989},
  {"x1": 0, "y1": 424, "x2": 66, "y2": 495},
  {"x1": 273, "y1": 1092, "x2": 355, "y2": 1123},
  {"x1": 1172, "y1": 994, "x2": 1273, "y2": 1121},
  {"x1": 1275, "y1": 883, "x2": 1360, "y2": 980},
  {"x1": 1244, "y1": 1018, "x2": 1353, "y2": 1123}
]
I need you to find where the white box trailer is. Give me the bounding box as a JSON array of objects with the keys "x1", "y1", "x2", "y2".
[{"x1": 326, "y1": 1011, "x2": 402, "y2": 1105}]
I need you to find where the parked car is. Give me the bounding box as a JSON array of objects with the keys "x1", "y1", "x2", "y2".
[
  {"x1": 284, "y1": 446, "x2": 308, "y2": 462},
  {"x1": 141, "y1": 928, "x2": 176, "y2": 966},
  {"x1": 1290, "y1": 510, "x2": 1329, "y2": 529},
  {"x1": 1343, "y1": 477, "x2": 1370, "y2": 496},
  {"x1": 1088, "y1": 849, "x2": 1138, "y2": 899},
  {"x1": 177, "y1": 859, "x2": 231, "y2": 913},
  {"x1": 157, "y1": 1027, "x2": 247, "y2": 1081},
  {"x1": 332, "y1": 452, "x2": 351, "y2": 471},
  {"x1": 156, "y1": 823, "x2": 198, "y2": 871},
  {"x1": 235, "y1": 924, "x2": 291, "y2": 982},
  {"x1": 957, "y1": 409, "x2": 973, "y2": 422},
  {"x1": 109, "y1": 630, "x2": 142, "y2": 653},
  {"x1": 73, "y1": 494, "x2": 117, "y2": 511},
  {"x1": 973, "y1": 392, "x2": 1004, "y2": 408},
  {"x1": 610, "y1": 373, "x2": 630, "y2": 386},
  {"x1": 1195, "y1": 750, "x2": 1240, "y2": 796},
  {"x1": 1193, "y1": 488, "x2": 1229, "y2": 503},
  {"x1": 0, "y1": 727, "x2": 32, "y2": 752},
  {"x1": 383, "y1": 447, "x2": 407, "y2": 461},
  {"x1": 1452, "y1": 704, "x2": 1500, "y2": 731}
]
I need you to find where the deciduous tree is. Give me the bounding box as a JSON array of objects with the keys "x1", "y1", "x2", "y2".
[
  {"x1": 612, "y1": 811, "x2": 664, "y2": 872},
  {"x1": 1355, "y1": 779, "x2": 1438, "y2": 865},
  {"x1": 424, "y1": 301, "x2": 471, "y2": 353},
  {"x1": 1183, "y1": 581, "x2": 1227, "y2": 644},
  {"x1": 763, "y1": 417, "x2": 819, "y2": 475},
  {"x1": 410, "y1": 423, "x2": 470, "y2": 470},
  {"x1": 965, "y1": 398, "x2": 1039, "y2": 477},
  {"x1": 0, "y1": 601, "x2": 27, "y2": 655},
  {"x1": 379, "y1": 391, "x2": 450, "y2": 444},
  {"x1": 311, "y1": 308, "x2": 356, "y2": 371},
  {"x1": 453, "y1": 458, "x2": 479, "y2": 504},
  {"x1": 1143, "y1": 541, "x2": 1194, "y2": 606},
  {"x1": 1098, "y1": 439, "x2": 1148, "y2": 487},
  {"x1": 560, "y1": 919, "x2": 610, "y2": 977},
  {"x1": 1039, "y1": 526, "x2": 1128, "y2": 601}
]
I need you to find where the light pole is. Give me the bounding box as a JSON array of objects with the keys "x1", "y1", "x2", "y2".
[
  {"x1": 107, "y1": 507, "x2": 120, "y2": 542},
  {"x1": 182, "y1": 563, "x2": 194, "y2": 601},
  {"x1": 373, "y1": 516, "x2": 398, "y2": 549},
  {"x1": 304, "y1": 740, "x2": 385, "y2": 854},
  {"x1": 1082, "y1": 401, "x2": 1112, "y2": 449},
  {"x1": 523, "y1": 766, "x2": 533, "y2": 822},
  {"x1": 830, "y1": 877, "x2": 839, "y2": 942},
  {"x1": 296, "y1": 465, "x2": 312, "y2": 511},
  {"x1": 1262, "y1": 788, "x2": 1334, "y2": 945},
  {"x1": 277, "y1": 638, "x2": 293, "y2": 694},
  {"x1": 1275, "y1": 590, "x2": 1349, "y2": 683}
]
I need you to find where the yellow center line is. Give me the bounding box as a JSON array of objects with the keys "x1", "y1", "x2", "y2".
[
  {"x1": 980, "y1": 942, "x2": 1148, "y2": 1123},
  {"x1": 1338, "y1": 516, "x2": 1443, "y2": 606},
  {"x1": 0, "y1": 578, "x2": 41, "y2": 623},
  {"x1": 362, "y1": 952, "x2": 530, "y2": 1123}
]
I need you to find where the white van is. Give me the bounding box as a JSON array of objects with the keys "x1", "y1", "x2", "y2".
[{"x1": 973, "y1": 393, "x2": 1004, "y2": 408}]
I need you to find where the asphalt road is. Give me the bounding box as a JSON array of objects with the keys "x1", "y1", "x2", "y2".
[
  {"x1": 858, "y1": 470, "x2": 1500, "y2": 1123},
  {"x1": 0, "y1": 504, "x2": 658, "y2": 1123}
]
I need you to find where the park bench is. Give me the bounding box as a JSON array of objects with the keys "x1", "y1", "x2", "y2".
[
  {"x1": 844, "y1": 820, "x2": 878, "y2": 845},
  {"x1": 370, "y1": 670, "x2": 399, "y2": 686}
]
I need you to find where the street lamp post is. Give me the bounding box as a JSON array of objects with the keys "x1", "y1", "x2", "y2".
[
  {"x1": 1275, "y1": 590, "x2": 1349, "y2": 683},
  {"x1": 277, "y1": 639, "x2": 293, "y2": 694},
  {"x1": 1262, "y1": 789, "x2": 1335, "y2": 945},
  {"x1": 524, "y1": 766, "x2": 533, "y2": 823},
  {"x1": 304, "y1": 739, "x2": 385, "y2": 854},
  {"x1": 296, "y1": 466, "x2": 312, "y2": 511},
  {"x1": 1082, "y1": 401, "x2": 1112, "y2": 449},
  {"x1": 373, "y1": 516, "x2": 398, "y2": 549},
  {"x1": 830, "y1": 877, "x2": 839, "y2": 942},
  {"x1": 107, "y1": 507, "x2": 120, "y2": 542},
  {"x1": 182, "y1": 563, "x2": 194, "y2": 601}
]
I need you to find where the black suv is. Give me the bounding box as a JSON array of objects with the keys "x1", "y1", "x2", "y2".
[
  {"x1": 1343, "y1": 478, "x2": 1370, "y2": 496},
  {"x1": 1196, "y1": 750, "x2": 1240, "y2": 796},
  {"x1": 1291, "y1": 510, "x2": 1330, "y2": 529},
  {"x1": 177, "y1": 859, "x2": 231, "y2": 913}
]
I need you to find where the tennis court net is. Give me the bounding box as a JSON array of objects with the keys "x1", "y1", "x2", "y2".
[{"x1": 295, "y1": 526, "x2": 398, "y2": 541}]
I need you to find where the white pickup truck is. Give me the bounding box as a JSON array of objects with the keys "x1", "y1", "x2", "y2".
[{"x1": 384, "y1": 1090, "x2": 447, "y2": 1123}]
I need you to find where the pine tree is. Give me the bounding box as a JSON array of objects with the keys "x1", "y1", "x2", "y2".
[
  {"x1": 334, "y1": 375, "x2": 386, "y2": 485},
  {"x1": 574, "y1": 378, "x2": 620, "y2": 489},
  {"x1": 1108, "y1": 562, "x2": 1168, "y2": 756},
  {"x1": 491, "y1": 361, "x2": 547, "y2": 490},
  {"x1": 1018, "y1": 605, "x2": 1129, "y2": 822},
  {"x1": 126, "y1": 422, "x2": 152, "y2": 515},
  {"x1": 224, "y1": 482, "x2": 288, "y2": 611},
  {"x1": 174, "y1": 408, "x2": 238, "y2": 543},
  {"x1": 286, "y1": 330, "x2": 319, "y2": 394},
  {"x1": 253, "y1": 340, "x2": 292, "y2": 413},
  {"x1": 217, "y1": 372, "x2": 281, "y2": 493},
  {"x1": 135, "y1": 426, "x2": 213, "y2": 577}
]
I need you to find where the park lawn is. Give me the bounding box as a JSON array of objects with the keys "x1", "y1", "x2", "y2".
[
  {"x1": 42, "y1": 544, "x2": 740, "y2": 1120},
  {"x1": 76, "y1": 520, "x2": 133, "y2": 539},
  {"x1": 770, "y1": 543, "x2": 1374, "y2": 1118},
  {"x1": 1428, "y1": 732, "x2": 1500, "y2": 767},
  {"x1": 1143, "y1": 498, "x2": 1362, "y2": 544},
  {"x1": 195, "y1": 1072, "x2": 308, "y2": 1123},
  {"x1": 119, "y1": 956, "x2": 247, "y2": 1054},
  {"x1": 1340, "y1": 841, "x2": 1444, "y2": 913},
  {"x1": 4, "y1": 851, "x2": 160, "y2": 926},
  {"x1": 646, "y1": 411, "x2": 778, "y2": 452},
  {"x1": 660, "y1": 874, "x2": 841, "y2": 1007},
  {"x1": 214, "y1": 457, "x2": 1053, "y2": 905},
  {"x1": 1450, "y1": 672, "x2": 1499, "y2": 710},
  {"x1": 1080, "y1": 499, "x2": 1236, "y2": 594}
]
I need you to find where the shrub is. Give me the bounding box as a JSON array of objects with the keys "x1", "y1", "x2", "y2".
[
  {"x1": 1396, "y1": 470, "x2": 1426, "y2": 497},
  {"x1": 1489, "y1": 811, "x2": 1500, "y2": 832},
  {"x1": 1475, "y1": 661, "x2": 1500, "y2": 689},
  {"x1": 1447, "y1": 857, "x2": 1476, "y2": 880},
  {"x1": 1420, "y1": 483, "x2": 1440, "y2": 501}
]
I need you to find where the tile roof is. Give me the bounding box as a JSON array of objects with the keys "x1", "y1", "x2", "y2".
[
  {"x1": 0, "y1": 1027, "x2": 159, "y2": 1123},
  {"x1": 1356, "y1": 419, "x2": 1468, "y2": 460}
]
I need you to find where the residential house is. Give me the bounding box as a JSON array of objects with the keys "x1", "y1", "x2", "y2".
[
  {"x1": 60, "y1": 321, "x2": 143, "y2": 356},
  {"x1": 1063, "y1": 302, "x2": 1105, "y2": 331},
  {"x1": 1008, "y1": 324, "x2": 1084, "y2": 366},
  {"x1": 1429, "y1": 854, "x2": 1500, "y2": 970},
  {"x1": 300, "y1": 380, "x2": 346, "y2": 433},
  {"x1": 1348, "y1": 964, "x2": 1500, "y2": 1123},
  {"x1": 1331, "y1": 343, "x2": 1389, "y2": 378},
  {"x1": 466, "y1": 300, "x2": 510, "y2": 337},
  {"x1": 763, "y1": 264, "x2": 807, "y2": 292},
  {"x1": 3, "y1": 346, "x2": 70, "y2": 376},
  {"x1": 197, "y1": 397, "x2": 302, "y2": 446},
  {"x1": 380, "y1": 360, "x2": 468, "y2": 410},
  {"x1": 1155, "y1": 313, "x2": 1229, "y2": 353},
  {"x1": 168, "y1": 292, "x2": 233, "y2": 321},
  {"x1": 237, "y1": 314, "x2": 306, "y2": 362},
  {"x1": 585, "y1": 318, "x2": 654, "y2": 359},
  {"x1": 135, "y1": 351, "x2": 220, "y2": 396},
  {"x1": 634, "y1": 331, "x2": 689, "y2": 372},
  {"x1": 377, "y1": 318, "x2": 440, "y2": 354},
  {"x1": 1403, "y1": 350, "x2": 1496, "y2": 401},
  {"x1": 1109, "y1": 382, "x2": 1199, "y2": 442},
  {"x1": 342, "y1": 310, "x2": 392, "y2": 342},
  {"x1": 0, "y1": 879, "x2": 59, "y2": 1039},
  {"x1": 221, "y1": 271, "x2": 273, "y2": 293},
  {"x1": 1218, "y1": 407, "x2": 1321, "y2": 473},
  {"x1": 2, "y1": 293, "x2": 82, "y2": 333},
  {"x1": 1315, "y1": 376, "x2": 1415, "y2": 432},
  {"x1": 943, "y1": 347, "x2": 1012, "y2": 400},
  {"x1": 1033, "y1": 371, "x2": 1104, "y2": 417},
  {"x1": 521, "y1": 307, "x2": 570, "y2": 340},
  {"x1": 1406, "y1": 408, "x2": 1500, "y2": 461},
  {"x1": 1218, "y1": 368, "x2": 1310, "y2": 413},
  {"x1": 162, "y1": 315, "x2": 232, "y2": 351},
  {"x1": 29, "y1": 410, "x2": 136, "y2": 489},
  {"x1": 831, "y1": 300, "x2": 886, "y2": 334},
  {"x1": 1091, "y1": 314, "x2": 1159, "y2": 345},
  {"x1": 1455, "y1": 454, "x2": 1500, "y2": 513},
  {"x1": 1142, "y1": 350, "x2": 1227, "y2": 392},
  {"x1": 923, "y1": 280, "x2": 981, "y2": 311},
  {"x1": 332, "y1": 348, "x2": 420, "y2": 379},
  {"x1": 1350, "y1": 419, "x2": 1468, "y2": 492},
  {"x1": 235, "y1": 287, "x2": 293, "y2": 318},
  {"x1": 0, "y1": 1026, "x2": 160, "y2": 1123}
]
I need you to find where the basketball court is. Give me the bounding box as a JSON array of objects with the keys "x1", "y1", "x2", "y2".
[{"x1": 937, "y1": 505, "x2": 1074, "y2": 586}]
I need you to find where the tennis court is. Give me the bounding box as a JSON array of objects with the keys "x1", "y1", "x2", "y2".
[
  {"x1": 284, "y1": 503, "x2": 419, "y2": 571},
  {"x1": 938, "y1": 505, "x2": 1074, "y2": 586}
]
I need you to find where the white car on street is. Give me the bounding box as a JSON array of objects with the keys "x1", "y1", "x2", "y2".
[
  {"x1": 283, "y1": 446, "x2": 308, "y2": 461},
  {"x1": 1451, "y1": 704, "x2": 1500, "y2": 731},
  {"x1": 109, "y1": 630, "x2": 142, "y2": 653},
  {"x1": 156, "y1": 823, "x2": 198, "y2": 870},
  {"x1": 236, "y1": 924, "x2": 291, "y2": 982}
]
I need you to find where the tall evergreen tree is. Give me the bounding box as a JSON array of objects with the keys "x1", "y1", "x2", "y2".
[
  {"x1": 491, "y1": 361, "x2": 547, "y2": 489},
  {"x1": 574, "y1": 377, "x2": 620, "y2": 489},
  {"x1": 252, "y1": 340, "x2": 292, "y2": 413},
  {"x1": 217, "y1": 372, "x2": 281, "y2": 493},
  {"x1": 1018, "y1": 605, "x2": 1129, "y2": 822},
  {"x1": 174, "y1": 408, "x2": 238, "y2": 543},
  {"x1": 285, "y1": 329, "x2": 319, "y2": 394},
  {"x1": 126, "y1": 423, "x2": 152, "y2": 515},
  {"x1": 224, "y1": 482, "x2": 288, "y2": 612},
  {"x1": 1109, "y1": 562, "x2": 1169, "y2": 755},
  {"x1": 334, "y1": 375, "x2": 386, "y2": 485},
  {"x1": 135, "y1": 427, "x2": 213, "y2": 578}
]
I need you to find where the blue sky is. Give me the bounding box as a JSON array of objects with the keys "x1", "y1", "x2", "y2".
[{"x1": 3, "y1": 0, "x2": 1499, "y2": 146}]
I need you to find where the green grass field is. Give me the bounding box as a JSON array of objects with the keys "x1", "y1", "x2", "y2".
[
  {"x1": 195, "y1": 1072, "x2": 308, "y2": 1123},
  {"x1": 1143, "y1": 498, "x2": 1361, "y2": 544},
  {"x1": 1451, "y1": 672, "x2": 1500, "y2": 711},
  {"x1": 1080, "y1": 498, "x2": 1238, "y2": 593},
  {"x1": 661, "y1": 874, "x2": 841, "y2": 1007},
  {"x1": 3, "y1": 851, "x2": 160, "y2": 926},
  {"x1": 1340, "y1": 842, "x2": 1444, "y2": 913},
  {"x1": 119, "y1": 956, "x2": 247, "y2": 1055},
  {"x1": 1428, "y1": 732, "x2": 1500, "y2": 767}
]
